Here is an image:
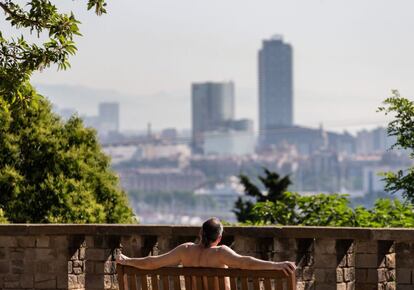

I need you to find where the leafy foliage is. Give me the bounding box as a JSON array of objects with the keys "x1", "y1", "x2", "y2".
[
  {"x1": 378, "y1": 90, "x2": 414, "y2": 203},
  {"x1": 236, "y1": 168, "x2": 414, "y2": 228},
  {"x1": 0, "y1": 86, "x2": 134, "y2": 223},
  {"x1": 233, "y1": 169, "x2": 291, "y2": 222},
  {"x1": 249, "y1": 193, "x2": 414, "y2": 228},
  {"x1": 0, "y1": 0, "x2": 107, "y2": 104}
]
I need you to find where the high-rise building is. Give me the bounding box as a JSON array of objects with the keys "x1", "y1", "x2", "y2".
[
  {"x1": 98, "y1": 102, "x2": 119, "y2": 134},
  {"x1": 191, "y1": 82, "x2": 235, "y2": 153},
  {"x1": 258, "y1": 35, "x2": 293, "y2": 148}
]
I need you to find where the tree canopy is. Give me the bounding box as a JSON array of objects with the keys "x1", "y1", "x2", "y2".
[
  {"x1": 233, "y1": 169, "x2": 291, "y2": 222},
  {"x1": 0, "y1": 0, "x2": 107, "y2": 104},
  {"x1": 0, "y1": 86, "x2": 134, "y2": 223},
  {"x1": 378, "y1": 90, "x2": 414, "y2": 203}
]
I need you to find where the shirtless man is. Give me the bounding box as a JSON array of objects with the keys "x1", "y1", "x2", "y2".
[{"x1": 116, "y1": 217, "x2": 296, "y2": 276}]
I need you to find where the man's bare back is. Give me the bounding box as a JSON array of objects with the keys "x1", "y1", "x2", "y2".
[{"x1": 117, "y1": 218, "x2": 296, "y2": 290}]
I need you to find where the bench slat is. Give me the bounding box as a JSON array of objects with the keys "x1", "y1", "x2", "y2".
[
  {"x1": 241, "y1": 277, "x2": 248, "y2": 290},
  {"x1": 161, "y1": 275, "x2": 169, "y2": 290},
  {"x1": 230, "y1": 277, "x2": 237, "y2": 290},
  {"x1": 141, "y1": 275, "x2": 148, "y2": 290},
  {"x1": 130, "y1": 275, "x2": 138, "y2": 290},
  {"x1": 195, "y1": 276, "x2": 203, "y2": 290},
  {"x1": 218, "y1": 277, "x2": 226, "y2": 290},
  {"x1": 184, "y1": 276, "x2": 192, "y2": 290},
  {"x1": 118, "y1": 265, "x2": 295, "y2": 290},
  {"x1": 117, "y1": 265, "x2": 126, "y2": 290},
  {"x1": 173, "y1": 275, "x2": 181, "y2": 290},
  {"x1": 152, "y1": 275, "x2": 159, "y2": 290},
  {"x1": 207, "y1": 276, "x2": 214, "y2": 290},
  {"x1": 124, "y1": 267, "x2": 288, "y2": 279},
  {"x1": 253, "y1": 278, "x2": 260, "y2": 290},
  {"x1": 275, "y1": 280, "x2": 283, "y2": 290}
]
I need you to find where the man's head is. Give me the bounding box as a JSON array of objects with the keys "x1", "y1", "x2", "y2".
[{"x1": 200, "y1": 217, "x2": 223, "y2": 248}]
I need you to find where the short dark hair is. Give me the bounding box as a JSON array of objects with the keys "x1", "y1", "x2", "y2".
[{"x1": 201, "y1": 217, "x2": 223, "y2": 248}]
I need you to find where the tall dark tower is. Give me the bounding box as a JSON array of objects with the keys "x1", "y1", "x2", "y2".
[{"x1": 258, "y1": 35, "x2": 293, "y2": 148}]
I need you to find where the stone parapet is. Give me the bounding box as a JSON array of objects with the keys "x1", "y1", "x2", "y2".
[{"x1": 0, "y1": 225, "x2": 413, "y2": 289}]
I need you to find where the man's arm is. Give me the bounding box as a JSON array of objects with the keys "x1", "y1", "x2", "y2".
[
  {"x1": 218, "y1": 245, "x2": 296, "y2": 275},
  {"x1": 116, "y1": 243, "x2": 189, "y2": 270}
]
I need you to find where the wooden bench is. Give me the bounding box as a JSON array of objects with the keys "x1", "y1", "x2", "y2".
[{"x1": 117, "y1": 265, "x2": 296, "y2": 290}]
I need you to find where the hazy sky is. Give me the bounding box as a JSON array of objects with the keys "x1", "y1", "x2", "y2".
[{"x1": 7, "y1": 0, "x2": 414, "y2": 131}]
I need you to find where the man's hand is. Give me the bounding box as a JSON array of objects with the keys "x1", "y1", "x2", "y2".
[
  {"x1": 116, "y1": 253, "x2": 131, "y2": 266},
  {"x1": 274, "y1": 261, "x2": 296, "y2": 276}
]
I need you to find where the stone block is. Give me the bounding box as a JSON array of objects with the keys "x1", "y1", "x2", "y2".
[
  {"x1": 24, "y1": 247, "x2": 36, "y2": 260},
  {"x1": 50, "y1": 235, "x2": 68, "y2": 249},
  {"x1": 87, "y1": 248, "x2": 108, "y2": 261},
  {"x1": 0, "y1": 248, "x2": 6, "y2": 259},
  {"x1": 36, "y1": 260, "x2": 51, "y2": 272},
  {"x1": 314, "y1": 254, "x2": 337, "y2": 268},
  {"x1": 20, "y1": 274, "x2": 34, "y2": 288},
  {"x1": 68, "y1": 261, "x2": 73, "y2": 273},
  {"x1": 315, "y1": 239, "x2": 336, "y2": 255},
  {"x1": 0, "y1": 261, "x2": 9, "y2": 274},
  {"x1": 104, "y1": 274, "x2": 112, "y2": 289},
  {"x1": 356, "y1": 253, "x2": 377, "y2": 268},
  {"x1": 347, "y1": 253, "x2": 355, "y2": 267},
  {"x1": 85, "y1": 274, "x2": 104, "y2": 288},
  {"x1": 0, "y1": 236, "x2": 17, "y2": 247},
  {"x1": 336, "y1": 268, "x2": 344, "y2": 282},
  {"x1": 4, "y1": 274, "x2": 20, "y2": 288},
  {"x1": 68, "y1": 274, "x2": 78, "y2": 289},
  {"x1": 336, "y1": 282, "x2": 347, "y2": 290},
  {"x1": 365, "y1": 269, "x2": 377, "y2": 283},
  {"x1": 356, "y1": 240, "x2": 377, "y2": 254},
  {"x1": 314, "y1": 283, "x2": 334, "y2": 290},
  {"x1": 343, "y1": 268, "x2": 354, "y2": 282},
  {"x1": 57, "y1": 273, "x2": 68, "y2": 288},
  {"x1": 35, "y1": 273, "x2": 56, "y2": 288},
  {"x1": 385, "y1": 254, "x2": 395, "y2": 268},
  {"x1": 79, "y1": 247, "x2": 86, "y2": 259},
  {"x1": 35, "y1": 248, "x2": 56, "y2": 260},
  {"x1": 314, "y1": 269, "x2": 336, "y2": 283},
  {"x1": 9, "y1": 248, "x2": 25, "y2": 260},
  {"x1": 346, "y1": 280, "x2": 355, "y2": 290},
  {"x1": 355, "y1": 269, "x2": 366, "y2": 282},
  {"x1": 396, "y1": 268, "x2": 411, "y2": 284},
  {"x1": 17, "y1": 236, "x2": 35, "y2": 247},
  {"x1": 303, "y1": 266, "x2": 314, "y2": 281},
  {"x1": 384, "y1": 282, "x2": 396, "y2": 290},
  {"x1": 36, "y1": 235, "x2": 50, "y2": 247}
]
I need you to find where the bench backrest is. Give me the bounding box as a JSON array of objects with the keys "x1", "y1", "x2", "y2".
[{"x1": 116, "y1": 265, "x2": 296, "y2": 290}]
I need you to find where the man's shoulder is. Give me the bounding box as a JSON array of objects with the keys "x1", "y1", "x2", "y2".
[{"x1": 179, "y1": 242, "x2": 196, "y2": 248}]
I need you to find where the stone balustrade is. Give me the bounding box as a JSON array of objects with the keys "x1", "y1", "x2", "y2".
[{"x1": 0, "y1": 225, "x2": 413, "y2": 290}]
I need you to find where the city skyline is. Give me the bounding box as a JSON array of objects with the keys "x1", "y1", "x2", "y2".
[{"x1": 25, "y1": 0, "x2": 414, "y2": 133}]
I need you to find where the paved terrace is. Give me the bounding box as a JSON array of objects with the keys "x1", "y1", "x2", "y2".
[{"x1": 0, "y1": 225, "x2": 412, "y2": 290}]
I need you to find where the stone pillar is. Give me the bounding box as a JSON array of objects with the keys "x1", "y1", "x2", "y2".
[
  {"x1": 294, "y1": 239, "x2": 315, "y2": 290},
  {"x1": 233, "y1": 236, "x2": 260, "y2": 257},
  {"x1": 378, "y1": 241, "x2": 395, "y2": 290},
  {"x1": 336, "y1": 240, "x2": 355, "y2": 290},
  {"x1": 85, "y1": 235, "x2": 120, "y2": 290},
  {"x1": 355, "y1": 240, "x2": 395, "y2": 290},
  {"x1": 314, "y1": 239, "x2": 355, "y2": 290},
  {"x1": 396, "y1": 241, "x2": 414, "y2": 290},
  {"x1": 69, "y1": 235, "x2": 86, "y2": 290},
  {"x1": 355, "y1": 240, "x2": 378, "y2": 290}
]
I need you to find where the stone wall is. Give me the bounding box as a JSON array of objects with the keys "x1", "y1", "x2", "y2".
[{"x1": 0, "y1": 225, "x2": 413, "y2": 289}]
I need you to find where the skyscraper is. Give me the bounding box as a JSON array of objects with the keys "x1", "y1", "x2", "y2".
[
  {"x1": 258, "y1": 35, "x2": 293, "y2": 148},
  {"x1": 191, "y1": 81, "x2": 235, "y2": 153}
]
